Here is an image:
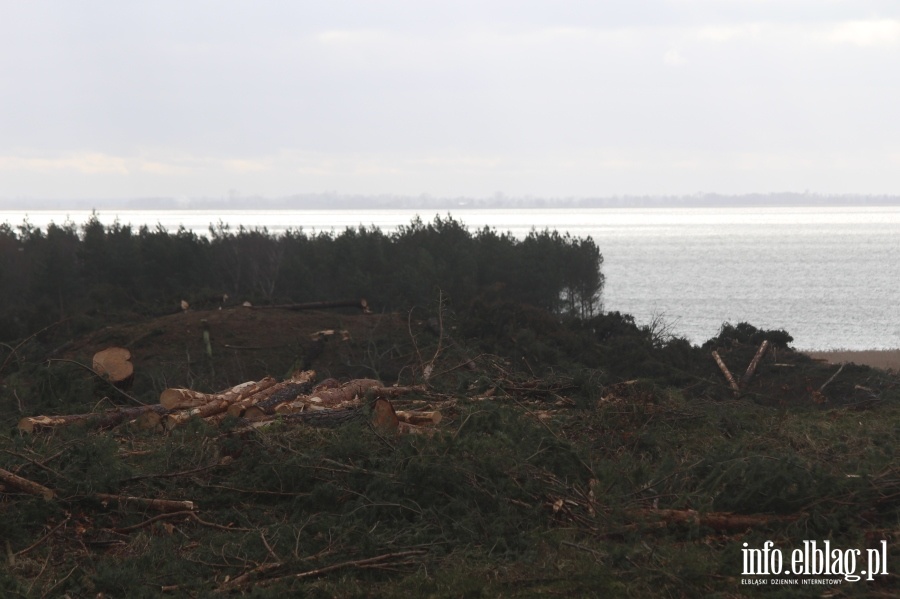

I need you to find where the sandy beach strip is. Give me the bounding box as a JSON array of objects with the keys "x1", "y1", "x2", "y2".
[{"x1": 804, "y1": 349, "x2": 900, "y2": 371}]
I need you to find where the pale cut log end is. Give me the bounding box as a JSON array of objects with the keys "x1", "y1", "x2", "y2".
[
  {"x1": 18, "y1": 415, "x2": 62, "y2": 434},
  {"x1": 160, "y1": 388, "x2": 194, "y2": 410},
  {"x1": 93, "y1": 346, "x2": 134, "y2": 387}
]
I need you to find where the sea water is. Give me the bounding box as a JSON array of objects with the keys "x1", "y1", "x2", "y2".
[{"x1": 2, "y1": 206, "x2": 898, "y2": 350}]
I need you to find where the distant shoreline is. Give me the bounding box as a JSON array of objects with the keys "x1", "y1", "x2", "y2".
[
  {"x1": 2, "y1": 192, "x2": 900, "y2": 211},
  {"x1": 805, "y1": 350, "x2": 900, "y2": 371}
]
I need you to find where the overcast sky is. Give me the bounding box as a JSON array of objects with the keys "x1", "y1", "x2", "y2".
[{"x1": 1, "y1": 1, "x2": 899, "y2": 201}]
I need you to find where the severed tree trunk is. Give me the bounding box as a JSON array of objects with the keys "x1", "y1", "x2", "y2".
[
  {"x1": 0, "y1": 467, "x2": 55, "y2": 500},
  {"x1": 240, "y1": 382, "x2": 315, "y2": 420},
  {"x1": 247, "y1": 397, "x2": 399, "y2": 432},
  {"x1": 711, "y1": 351, "x2": 741, "y2": 396},
  {"x1": 19, "y1": 404, "x2": 169, "y2": 434},
  {"x1": 93, "y1": 346, "x2": 134, "y2": 389},
  {"x1": 163, "y1": 377, "x2": 278, "y2": 430},
  {"x1": 95, "y1": 493, "x2": 196, "y2": 512},
  {"x1": 269, "y1": 380, "x2": 424, "y2": 416},
  {"x1": 160, "y1": 377, "x2": 277, "y2": 410},
  {"x1": 273, "y1": 378, "x2": 383, "y2": 415},
  {"x1": 741, "y1": 340, "x2": 770, "y2": 388},
  {"x1": 227, "y1": 371, "x2": 316, "y2": 418}
]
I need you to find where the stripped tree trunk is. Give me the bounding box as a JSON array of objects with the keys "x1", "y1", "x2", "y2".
[
  {"x1": 95, "y1": 493, "x2": 196, "y2": 512},
  {"x1": 160, "y1": 378, "x2": 277, "y2": 410},
  {"x1": 741, "y1": 340, "x2": 769, "y2": 388},
  {"x1": 163, "y1": 378, "x2": 278, "y2": 429},
  {"x1": 18, "y1": 404, "x2": 169, "y2": 434},
  {"x1": 711, "y1": 351, "x2": 741, "y2": 396},
  {"x1": 228, "y1": 372, "x2": 316, "y2": 418}
]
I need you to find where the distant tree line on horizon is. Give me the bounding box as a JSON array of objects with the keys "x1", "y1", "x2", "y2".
[
  {"x1": 0, "y1": 214, "x2": 604, "y2": 342},
  {"x1": 3, "y1": 192, "x2": 899, "y2": 211}
]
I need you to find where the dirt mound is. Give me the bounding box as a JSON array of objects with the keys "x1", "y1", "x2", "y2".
[{"x1": 56, "y1": 306, "x2": 420, "y2": 402}]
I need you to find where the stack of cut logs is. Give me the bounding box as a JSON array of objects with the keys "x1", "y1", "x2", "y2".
[{"x1": 18, "y1": 368, "x2": 441, "y2": 436}]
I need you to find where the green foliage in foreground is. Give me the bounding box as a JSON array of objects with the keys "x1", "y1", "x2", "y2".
[
  {"x1": 1, "y1": 269, "x2": 899, "y2": 596},
  {"x1": 2, "y1": 370, "x2": 899, "y2": 597}
]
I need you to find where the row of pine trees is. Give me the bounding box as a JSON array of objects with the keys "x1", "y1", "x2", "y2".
[{"x1": 0, "y1": 214, "x2": 604, "y2": 341}]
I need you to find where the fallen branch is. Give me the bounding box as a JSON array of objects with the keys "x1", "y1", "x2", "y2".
[
  {"x1": 46, "y1": 358, "x2": 146, "y2": 405},
  {"x1": 14, "y1": 517, "x2": 70, "y2": 556},
  {"x1": 112, "y1": 511, "x2": 195, "y2": 534},
  {"x1": 121, "y1": 457, "x2": 233, "y2": 483},
  {"x1": 215, "y1": 562, "x2": 285, "y2": 592},
  {"x1": 253, "y1": 549, "x2": 427, "y2": 588},
  {"x1": 819, "y1": 363, "x2": 845, "y2": 393},
  {"x1": 0, "y1": 316, "x2": 71, "y2": 380},
  {"x1": 0, "y1": 467, "x2": 55, "y2": 500},
  {"x1": 95, "y1": 493, "x2": 196, "y2": 513}
]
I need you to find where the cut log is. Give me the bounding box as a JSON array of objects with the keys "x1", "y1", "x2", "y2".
[
  {"x1": 395, "y1": 410, "x2": 442, "y2": 426},
  {"x1": 227, "y1": 371, "x2": 316, "y2": 418},
  {"x1": 18, "y1": 404, "x2": 169, "y2": 434},
  {"x1": 741, "y1": 340, "x2": 769, "y2": 388},
  {"x1": 270, "y1": 382, "x2": 427, "y2": 418},
  {"x1": 160, "y1": 388, "x2": 221, "y2": 410},
  {"x1": 376, "y1": 384, "x2": 427, "y2": 398},
  {"x1": 160, "y1": 378, "x2": 276, "y2": 410},
  {"x1": 244, "y1": 378, "x2": 341, "y2": 420},
  {"x1": 240, "y1": 382, "x2": 314, "y2": 420},
  {"x1": 247, "y1": 398, "x2": 399, "y2": 432},
  {"x1": 95, "y1": 493, "x2": 196, "y2": 512},
  {"x1": 164, "y1": 377, "x2": 278, "y2": 430},
  {"x1": 0, "y1": 467, "x2": 55, "y2": 500},
  {"x1": 274, "y1": 378, "x2": 383, "y2": 415},
  {"x1": 711, "y1": 351, "x2": 741, "y2": 396},
  {"x1": 93, "y1": 346, "x2": 134, "y2": 388}
]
